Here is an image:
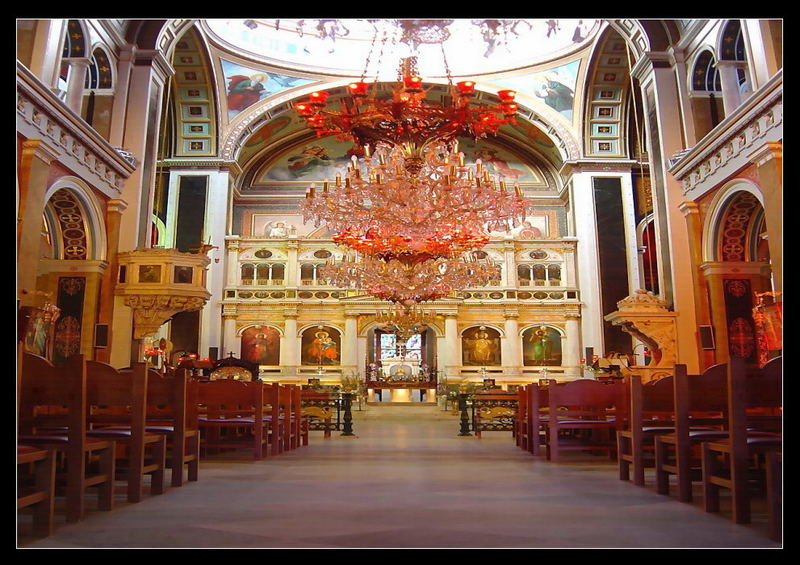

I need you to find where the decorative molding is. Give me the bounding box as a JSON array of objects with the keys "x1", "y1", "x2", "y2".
[
  {"x1": 17, "y1": 63, "x2": 136, "y2": 197},
  {"x1": 668, "y1": 71, "x2": 782, "y2": 200}
]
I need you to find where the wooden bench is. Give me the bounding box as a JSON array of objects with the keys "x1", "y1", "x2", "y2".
[
  {"x1": 18, "y1": 353, "x2": 117, "y2": 523},
  {"x1": 137, "y1": 367, "x2": 200, "y2": 487},
  {"x1": 545, "y1": 379, "x2": 628, "y2": 462},
  {"x1": 197, "y1": 379, "x2": 270, "y2": 459},
  {"x1": 617, "y1": 371, "x2": 676, "y2": 486},
  {"x1": 654, "y1": 364, "x2": 729, "y2": 503},
  {"x1": 85, "y1": 360, "x2": 167, "y2": 503},
  {"x1": 700, "y1": 357, "x2": 782, "y2": 524},
  {"x1": 17, "y1": 444, "x2": 56, "y2": 538}
]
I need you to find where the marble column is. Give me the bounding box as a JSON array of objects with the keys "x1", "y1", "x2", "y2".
[
  {"x1": 444, "y1": 313, "x2": 460, "y2": 380},
  {"x1": 64, "y1": 57, "x2": 91, "y2": 115},
  {"x1": 17, "y1": 138, "x2": 59, "y2": 306},
  {"x1": 222, "y1": 310, "x2": 239, "y2": 359},
  {"x1": 95, "y1": 198, "x2": 128, "y2": 363},
  {"x1": 567, "y1": 169, "x2": 604, "y2": 356},
  {"x1": 110, "y1": 50, "x2": 174, "y2": 367},
  {"x1": 502, "y1": 313, "x2": 521, "y2": 376},
  {"x1": 280, "y1": 314, "x2": 299, "y2": 373},
  {"x1": 632, "y1": 53, "x2": 701, "y2": 373},
  {"x1": 563, "y1": 313, "x2": 582, "y2": 378},
  {"x1": 716, "y1": 60, "x2": 744, "y2": 117},
  {"x1": 749, "y1": 142, "x2": 782, "y2": 294},
  {"x1": 342, "y1": 312, "x2": 359, "y2": 371}
]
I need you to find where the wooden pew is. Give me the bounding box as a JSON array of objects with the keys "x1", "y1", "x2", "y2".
[
  {"x1": 197, "y1": 379, "x2": 269, "y2": 459},
  {"x1": 137, "y1": 367, "x2": 200, "y2": 487},
  {"x1": 85, "y1": 361, "x2": 167, "y2": 503},
  {"x1": 617, "y1": 372, "x2": 676, "y2": 486},
  {"x1": 515, "y1": 385, "x2": 529, "y2": 450},
  {"x1": 17, "y1": 445, "x2": 56, "y2": 538},
  {"x1": 765, "y1": 450, "x2": 782, "y2": 542},
  {"x1": 653, "y1": 364, "x2": 729, "y2": 503},
  {"x1": 545, "y1": 379, "x2": 628, "y2": 462},
  {"x1": 18, "y1": 353, "x2": 116, "y2": 523},
  {"x1": 515, "y1": 383, "x2": 549, "y2": 456},
  {"x1": 700, "y1": 357, "x2": 782, "y2": 524}
]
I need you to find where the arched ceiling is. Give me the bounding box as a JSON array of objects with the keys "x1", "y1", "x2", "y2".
[{"x1": 150, "y1": 18, "x2": 691, "y2": 194}]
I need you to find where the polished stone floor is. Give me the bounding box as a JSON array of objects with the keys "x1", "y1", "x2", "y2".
[{"x1": 18, "y1": 404, "x2": 781, "y2": 549}]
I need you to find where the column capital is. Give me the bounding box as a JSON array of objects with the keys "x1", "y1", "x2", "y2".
[
  {"x1": 64, "y1": 56, "x2": 92, "y2": 68},
  {"x1": 564, "y1": 312, "x2": 582, "y2": 320},
  {"x1": 677, "y1": 201, "x2": 700, "y2": 217},
  {"x1": 748, "y1": 141, "x2": 782, "y2": 167},
  {"x1": 21, "y1": 137, "x2": 60, "y2": 164},
  {"x1": 106, "y1": 198, "x2": 129, "y2": 215}
]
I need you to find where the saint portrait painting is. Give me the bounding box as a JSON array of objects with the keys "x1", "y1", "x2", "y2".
[
  {"x1": 301, "y1": 325, "x2": 341, "y2": 365},
  {"x1": 240, "y1": 326, "x2": 280, "y2": 366},
  {"x1": 462, "y1": 326, "x2": 501, "y2": 366}
]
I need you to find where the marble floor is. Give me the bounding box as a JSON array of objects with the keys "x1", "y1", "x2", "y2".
[{"x1": 18, "y1": 404, "x2": 781, "y2": 549}]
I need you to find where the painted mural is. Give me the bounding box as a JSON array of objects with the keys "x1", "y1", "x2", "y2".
[
  {"x1": 462, "y1": 326, "x2": 502, "y2": 366},
  {"x1": 240, "y1": 325, "x2": 280, "y2": 365},
  {"x1": 258, "y1": 138, "x2": 356, "y2": 183},
  {"x1": 237, "y1": 115, "x2": 294, "y2": 164},
  {"x1": 494, "y1": 60, "x2": 580, "y2": 120},
  {"x1": 221, "y1": 60, "x2": 312, "y2": 119},
  {"x1": 522, "y1": 325, "x2": 562, "y2": 366},
  {"x1": 301, "y1": 325, "x2": 341, "y2": 366}
]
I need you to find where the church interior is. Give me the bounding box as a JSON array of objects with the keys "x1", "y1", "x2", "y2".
[{"x1": 16, "y1": 18, "x2": 782, "y2": 549}]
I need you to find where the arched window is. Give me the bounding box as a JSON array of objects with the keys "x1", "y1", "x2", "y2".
[
  {"x1": 691, "y1": 50, "x2": 723, "y2": 136},
  {"x1": 85, "y1": 47, "x2": 113, "y2": 90},
  {"x1": 720, "y1": 20, "x2": 751, "y2": 93},
  {"x1": 240, "y1": 263, "x2": 255, "y2": 285},
  {"x1": 300, "y1": 263, "x2": 326, "y2": 285},
  {"x1": 692, "y1": 50, "x2": 721, "y2": 92}
]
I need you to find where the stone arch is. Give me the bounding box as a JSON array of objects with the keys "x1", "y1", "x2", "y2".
[
  {"x1": 236, "y1": 322, "x2": 284, "y2": 337},
  {"x1": 43, "y1": 177, "x2": 108, "y2": 261},
  {"x1": 222, "y1": 78, "x2": 581, "y2": 165},
  {"x1": 519, "y1": 323, "x2": 565, "y2": 339},
  {"x1": 703, "y1": 180, "x2": 766, "y2": 263}
]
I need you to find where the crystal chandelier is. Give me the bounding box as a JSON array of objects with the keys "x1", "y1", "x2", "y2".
[
  {"x1": 294, "y1": 19, "x2": 519, "y2": 159},
  {"x1": 320, "y1": 253, "x2": 500, "y2": 307},
  {"x1": 300, "y1": 141, "x2": 531, "y2": 260},
  {"x1": 374, "y1": 303, "x2": 437, "y2": 341}
]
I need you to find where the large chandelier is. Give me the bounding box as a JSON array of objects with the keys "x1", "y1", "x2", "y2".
[
  {"x1": 294, "y1": 20, "x2": 519, "y2": 159},
  {"x1": 374, "y1": 304, "x2": 437, "y2": 341},
  {"x1": 321, "y1": 253, "x2": 499, "y2": 307},
  {"x1": 300, "y1": 141, "x2": 531, "y2": 260}
]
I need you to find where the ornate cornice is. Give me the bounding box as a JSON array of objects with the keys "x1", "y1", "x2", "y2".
[
  {"x1": 16, "y1": 62, "x2": 136, "y2": 197},
  {"x1": 668, "y1": 70, "x2": 782, "y2": 200}
]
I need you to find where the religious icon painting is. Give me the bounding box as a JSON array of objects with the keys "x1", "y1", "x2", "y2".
[
  {"x1": 522, "y1": 325, "x2": 562, "y2": 366},
  {"x1": 240, "y1": 326, "x2": 280, "y2": 365},
  {"x1": 301, "y1": 325, "x2": 341, "y2": 366},
  {"x1": 461, "y1": 326, "x2": 501, "y2": 366}
]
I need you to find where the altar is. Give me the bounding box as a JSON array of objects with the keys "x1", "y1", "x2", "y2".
[{"x1": 365, "y1": 357, "x2": 437, "y2": 404}]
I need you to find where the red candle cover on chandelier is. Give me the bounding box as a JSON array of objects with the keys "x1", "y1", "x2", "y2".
[
  {"x1": 456, "y1": 80, "x2": 476, "y2": 94},
  {"x1": 295, "y1": 102, "x2": 314, "y2": 115},
  {"x1": 497, "y1": 89, "x2": 516, "y2": 102},
  {"x1": 348, "y1": 82, "x2": 369, "y2": 96},
  {"x1": 403, "y1": 75, "x2": 423, "y2": 90},
  {"x1": 309, "y1": 91, "x2": 329, "y2": 105}
]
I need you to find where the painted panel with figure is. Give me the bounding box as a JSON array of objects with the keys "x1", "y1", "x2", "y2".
[
  {"x1": 462, "y1": 326, "x2": 501, "y2": 366},
  {"x1": 240, "y1": 326, "x2": 280, "y2": 365},
  {"x1": 301, "y1": 325, "x2": 341, "y2": 366},
  {"x1": 522, "y1": 325, "x2": 562, "y2": 366}
]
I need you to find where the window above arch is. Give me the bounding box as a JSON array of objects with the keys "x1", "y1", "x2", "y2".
[{"x1": 692, "y1": 50, "x2": 721, "y2": 92}]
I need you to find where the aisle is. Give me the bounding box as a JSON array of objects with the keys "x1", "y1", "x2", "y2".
[{"x1": 20, "y1": 405, "x2": 777, "y2": 549}]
